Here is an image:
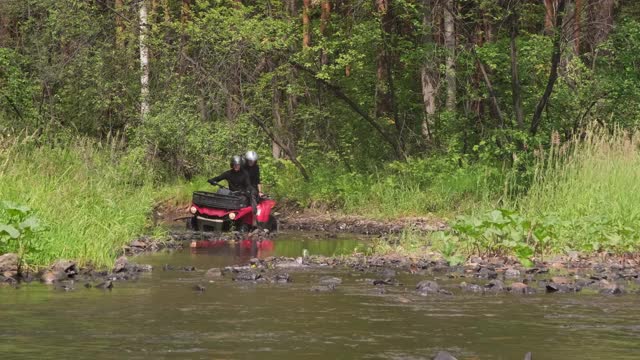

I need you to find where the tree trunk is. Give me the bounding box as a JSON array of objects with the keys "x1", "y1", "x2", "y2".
[
  {"x1": 544, "y1": 0, "x2": 555, "y2": 35},
  {"x1": 162, "y1": 0, "x2": 171, "y2": 22},
  {"x1": 420, "y1": 0, "x2": 438, "y2": 142},
  {"x1": 272, "y1": 84, "x2": 283, "y2": 159},
  {"x1": 531, "y1": 0, "x2": 566, "y2": 135},
  {"x1": 320, "y1": 0, "x2": 331, "y2": 65},
  {"x1": 574, "y1": 0, "x2": 582, "y2": 54},
  {"x1": 139, "y1": 0, "x2": 150, "y2": 121},
  {"x1": 115, "y1": 0, "x2": 125, "y2": 48},
  {"x1": 375, "y1": 0, "x2": 392, "y2": 118},
  {"x1": 444, "y1": 0, "x2": 456, "y2": 112},
  {"x1": 509, "y1": 6, "x2": 524, "y2": 130},
  {"x1": 588, "y1": 0, "x2": 615, "y2": 51},
  {"x1": 302, "y1": 0, "x2": 311, "y2": 48}
]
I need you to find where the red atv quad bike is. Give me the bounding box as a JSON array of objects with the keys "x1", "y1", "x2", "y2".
[{"x1": 187, "y1": 184, "x2": 278, "y2": 233}]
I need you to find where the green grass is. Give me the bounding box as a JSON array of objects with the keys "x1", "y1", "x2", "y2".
[
  {"x1": 514, "y1": 126, "x2": 640, "y2": 253},
  {"x1": 0, "y1": 135, "x2": 178, "y2": 268}
]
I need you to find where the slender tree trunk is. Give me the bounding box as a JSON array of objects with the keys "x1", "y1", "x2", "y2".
[
  {"x1": 162, "y1": 0, "x2": 171, "y2": 22},
  {"x1": 320, "y1": 0, "x2": 331, "y2": 65},
  {"x1": 375, "y1": 0, "x2": 392, "y2": 118},
  {"x1": 509, "y1": 6, "x2": 524, "y2": 130},
  {"x1": 574, "y1": 0, "x2": 582, "y2": 54},
  {"x1": 443, "y1": 0, "x2": 456, "y2": 112},
  {"x1": 420, "y1": 0, "x2": 438, "y2": 142},
  {"x1": 544, "y1": 0, "x2": 555, "y2": 35},
  {"x1": 139, "y1": 0, "x2": 150, "y2": 121},
  {"x1": 302, "y1": 0, "x2": 311, "y2": 48},
  {"x1": 115, "y1": 0, "x2": 125, "y2": 48},
  {"x1": 272, "y1": 84, "x2": 283, "y2": 159},
  {"x1": 531, "y1": 0, "x2": 566, "y2": 135}
]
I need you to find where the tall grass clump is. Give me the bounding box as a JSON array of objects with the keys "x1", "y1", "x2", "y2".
[
  {"x1": 517, "y1": 125, "x2": 640, "y2": 253},
  {"x1": 0, "y1": 133, "x2": 162, "y2": 268}
]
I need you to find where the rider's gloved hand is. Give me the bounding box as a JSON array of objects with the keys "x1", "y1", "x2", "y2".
[{"x1": 207, "y1": 179, "x2": 217, "y2": 186}]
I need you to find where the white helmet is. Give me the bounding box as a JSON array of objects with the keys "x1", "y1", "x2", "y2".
[{"x1": 245, "y1": 150, "x2": 258, "y2": 162}]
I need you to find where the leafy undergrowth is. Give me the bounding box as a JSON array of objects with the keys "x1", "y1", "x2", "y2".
[
  {"x1": 0, "y1": 135, "x2": 175, "y2": 268},
  {"x1": 373, "y1": 127, "x2": 640, "y2": 265}
]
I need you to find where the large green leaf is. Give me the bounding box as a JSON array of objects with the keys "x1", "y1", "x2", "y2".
[{"x1": 0, "y1": 224, "x2": 20, "y2": 239}]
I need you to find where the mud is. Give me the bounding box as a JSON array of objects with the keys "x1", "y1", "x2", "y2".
[{"x1": 279, "y1": 213, "x2": 448, "y2": 234}]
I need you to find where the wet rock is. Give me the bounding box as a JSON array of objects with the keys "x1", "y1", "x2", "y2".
[
  {"x1": 526, "y1": 267, "x2": 549, "y2": 275},
  {"x1": 180, "y1": 266, "x2": 197, "y2": 272},
  {"x1": 509, "y1": 282, "x2": 535, "y2": 294},
  {"x1": 545, "y1": 282, "x2": 580, "y2": 293},
  {"x1": 84, "y1": 283, "x2": 92, "y2": 289},
  {"x1": 205, "y1": 268, "x2": 223, "y2": 278},
  {"x1": 233, "y1": 272, "x2": 261, "y2": 282},
  {"x1": 162, "y1": 264, "x2": 175, "y2": 271},
  {"x1": 551, "y1": 276, "x2": 570, "y2": 285},
  {"x1": 599, "y1": 285, "x2": 625, "y2": 296},
  {"x1": 505, "y1": 268, "x2": 521, "y2": 279},
  {"x1": 459, "y1": 281, "x2": 484, "y2": 293},
  {"x1": 112, "y1": 256, "x2": 152, "y2": 273},
  {"x1": 50, "y1": 259, "x2": 78, "y2": 278},
  {"x1": 193, "y1": 284, "x2": 206, "y2": 292},
  {"x1": 319, "y1": 276, "x2": 342, "y2": 286},
  {"x1": 0, "y1": 253, "x2": 19, "y2": 278},
  {"x1": 485, "y1": 279, "x2": 505, "y2": 292},
  {"x1": 476, "y1": 267, "x2": 498, "y2": 279},
  {"x1": 373, "y1": 278, "x2": 398, "y2": 286},
  {"x1": 272, "y1": 273, "x2": 291, "y2": 283},
  {"x1": 113, "y1": 256, "x2": 129, "y2": 273},
  {"x1": 96, "y1": 280, "x2": 113, "y2": 290},
  {"x1": 40, "y1": 270, "x2": 66, "y2": 284},
  {"x1": 433, "y1": 351, "x2": 458, "y2": 360},
  {"x1": 311, "y1": 284, "x2": 336, "y2": 292},
  {"x1": 416, "y1": 280, "x2": 442, "y2": 295},
  {"x1": 54, "y1": 281, "x2": 74, "y2": 292}
]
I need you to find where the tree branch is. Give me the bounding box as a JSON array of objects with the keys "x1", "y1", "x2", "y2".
[
  {"x1": 290, "y1": 62, "x2": 404, "y2": 159},
  {"x1": 530, "y1": 0, "x2": 566, "y2": 136}
]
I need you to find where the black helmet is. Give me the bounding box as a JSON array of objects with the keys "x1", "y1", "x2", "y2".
[{"x1": 230, "y1": 155, "x2": 242, "y2": 167}]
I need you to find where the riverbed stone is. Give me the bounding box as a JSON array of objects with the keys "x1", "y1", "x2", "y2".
[
  {"x1": 505, "y1": 268, "x2": 521, "y2": 279},
  {"x1": 485, "y1": 279, "x2": 505, "y2": 292},
  {"x1": 0, "y1": 253, "x2": 19, "y2": 278},
  {"x1": 599, "y1": 285, "x2": 625, "y2": 296},
  {"x1": 273, "y1": 273, "x2": 291, "y2": 283},
  {"x1": 509, "y1": 282, "x2": 535, "y2": 294},
  {"x1": 50, "y1": 259, "x2": 78, "y2": 278},
  {"x1": 205, "y1": 268, "x2": 223, "y2": 278},
  {"x1": 433, "y1": 351, "x2": 458, "y2": 360},
  {"x1": 416, "y1": 280, "x2": 440, "y2": 295},
  {"x1": 524, "y1": 352, "x2": 533, "y2": 360},
  {"x1": 233, "y1": 271, "x2": 261, "y2": 282},
  {"x1": 311, "y1": 284, "x2": 336, "y2": 292},
  {"x1": 96, "y1": 280, "x2": 113, "y2": 290},
  {"x1": 459, "y1": 281, "x2": 484, "y2": 293},
  {"x1": 319, "y1": 276, "x2": 342, "y2": 286},
  {"x1": 113, "y1": 256, "x2": 129, "y2": 273}
]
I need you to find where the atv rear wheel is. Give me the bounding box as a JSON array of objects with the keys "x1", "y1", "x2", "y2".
[{"x1": 266, "y1": 215, "x2": 278, "y2": 233}]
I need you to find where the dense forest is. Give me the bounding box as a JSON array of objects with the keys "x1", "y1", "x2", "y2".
[{"x1": 1, "y1": 0, "x2": 640, "y2": 266}]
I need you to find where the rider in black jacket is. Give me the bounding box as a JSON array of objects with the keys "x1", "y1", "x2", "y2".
[
  {"x1": 208, "y1": 155, "x2": 257, "y2": 225},
  {"x1": 243, "y1": 150, "x2": 262, "y2": 197},
  {"x1": 208, "y1": 155, "x2": 253, "y2": 192}
]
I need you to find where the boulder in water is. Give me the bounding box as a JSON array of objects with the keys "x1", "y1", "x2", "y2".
[
  {"x1": 433, "y1": 351, "x2": 458, "y2": 360},
  {"x1": 0, "y1": 253, "x2": 19, "y2": 278}
]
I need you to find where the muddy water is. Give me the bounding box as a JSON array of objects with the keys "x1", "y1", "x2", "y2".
[{"x1": 1, "y1": 233, "x2": 639, "y2": 359}]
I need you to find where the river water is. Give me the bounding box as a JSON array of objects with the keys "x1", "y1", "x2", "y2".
[{"x1": 1, "y1": 233, "x2": 639, "y2": 359}]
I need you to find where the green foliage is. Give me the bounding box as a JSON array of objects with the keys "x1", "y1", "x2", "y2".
[
  {"x1": 0, "y1": 135, "x2": 183, "y2": 268},
  {"x1": 0, "y1": 201, "x2": 46, "y2": 267}
]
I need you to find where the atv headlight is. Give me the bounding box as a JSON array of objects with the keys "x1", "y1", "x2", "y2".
[
  {"x1": 228, "y1": 212, "x2": 237, "y2": 220},
  {"x1": 189, "y1": 206, "x2": 197, "y2": 214}
]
